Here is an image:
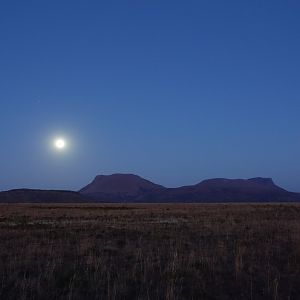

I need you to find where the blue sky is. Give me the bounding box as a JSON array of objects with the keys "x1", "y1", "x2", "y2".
[{"x1": 1, "y1": 0, "x2": 300, "y2": 191}]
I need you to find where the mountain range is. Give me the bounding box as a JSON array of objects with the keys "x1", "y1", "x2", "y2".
[
  {"x1": 1, "y1": 174, "x2": 299, "y2": 203},
  {"x1": 79, "y1": 174, "x2": 300, "y2": 203}
]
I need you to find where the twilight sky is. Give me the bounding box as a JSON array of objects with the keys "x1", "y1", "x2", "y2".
[{"x1": 1, "y1": 0, "x2": 300, "y2": 192}]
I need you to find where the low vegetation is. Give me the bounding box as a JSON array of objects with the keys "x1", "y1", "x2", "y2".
[{"x1": 0, "y1": 203, "x2": 300, "y2": 299}]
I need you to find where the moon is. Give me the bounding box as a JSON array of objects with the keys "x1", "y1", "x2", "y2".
[{"x1": 54, "y1": 138, "x2": 66, "y2": 149}]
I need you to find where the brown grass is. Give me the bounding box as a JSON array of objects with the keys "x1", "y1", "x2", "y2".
[{"x1": 0, "y1": 203, "x2": 300, "y2": 299}]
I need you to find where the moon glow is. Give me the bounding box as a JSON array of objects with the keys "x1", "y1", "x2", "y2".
[{"x1": 54, "y1": 138, "x2": 66, "y2": 149}]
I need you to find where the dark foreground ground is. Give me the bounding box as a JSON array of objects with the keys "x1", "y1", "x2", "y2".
[{"x1": 0, "y1": 204, "x2": 300, "y2": 300}]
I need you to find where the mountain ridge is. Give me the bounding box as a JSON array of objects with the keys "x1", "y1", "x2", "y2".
[
  {"x1": 79, "y1": 174, "x2": 300, "y2": 203},
  {"x1": 1, "y1": 174, "x2": 299, "y2": 203},
  {"x1": 0, "y1": 189, "x2": 87, "y2": 203}
]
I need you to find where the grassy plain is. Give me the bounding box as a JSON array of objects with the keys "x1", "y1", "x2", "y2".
[{"x1": 0, "y1": 203, "x2": 300, "y2": 299}]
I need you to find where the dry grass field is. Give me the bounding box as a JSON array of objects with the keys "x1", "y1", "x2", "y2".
[{"x1": 0, "y1": 203, "x2": 300, "y2": 299}]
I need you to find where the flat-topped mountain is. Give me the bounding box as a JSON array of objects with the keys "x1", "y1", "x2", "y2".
[
  {"x1": 80, "y1": 174, "x2": 165, "y2": 201},
  {"x1": 0, "y1": 189, "x2": 86, "y2": 203},
  {"x1": 153, "y1": 177, "x2": 298, "y2": 202},
  {"x1": 80, "y1": 174, "x2": 300, "y2": 203},
  {"x1": 197, "y1": 177, "x2": 277, "y2": 189}
]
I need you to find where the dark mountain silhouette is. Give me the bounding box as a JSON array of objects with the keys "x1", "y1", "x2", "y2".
[
  {"x1": 80, "y1": 174, "x2": 300, "y2": 203},
  {"x1": 79, "y1": 174, "x2": 165, "y2": 201},
  {"x1": 0, "y1": 189, "x2": 87, "y2": 203},
  {"x1": 1, "y1": 174, "x2": 299, "y2": 203}
]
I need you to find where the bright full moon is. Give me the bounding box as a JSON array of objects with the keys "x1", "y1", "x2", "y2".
[{"x1": 54, "y1": 138, "x2": 66, "y2": 149}]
